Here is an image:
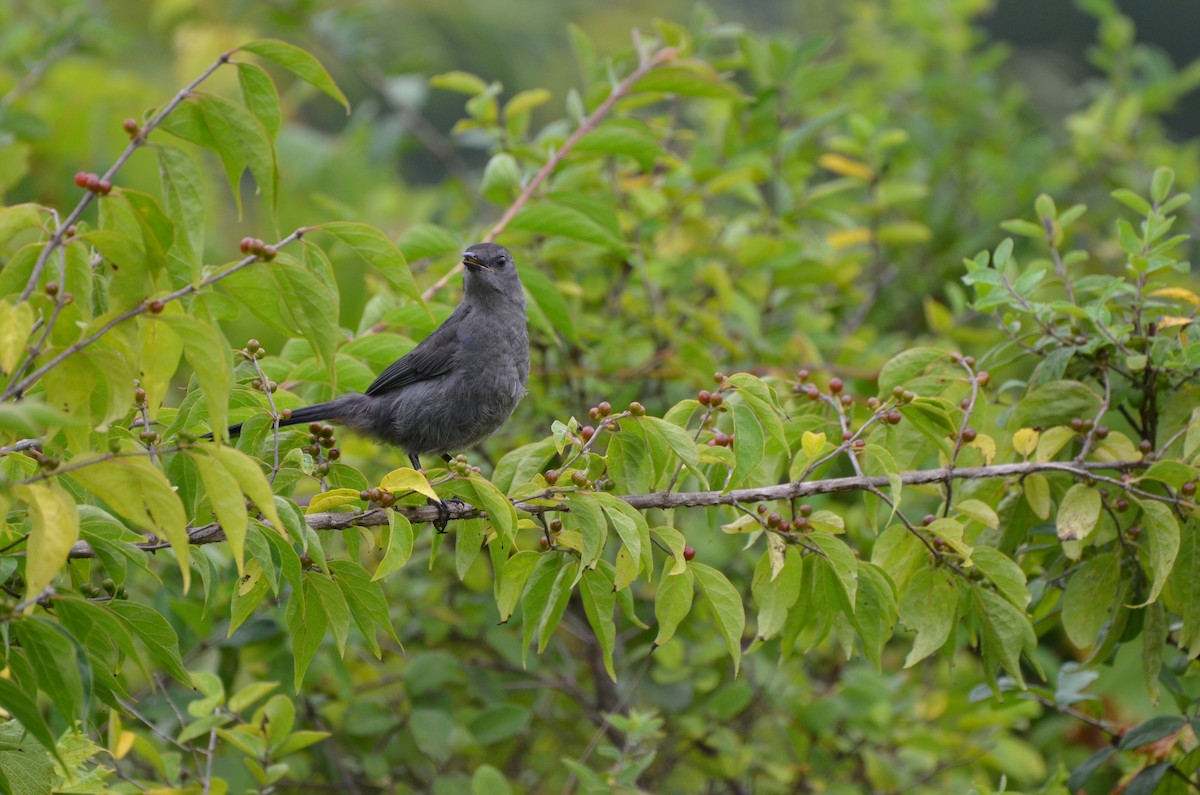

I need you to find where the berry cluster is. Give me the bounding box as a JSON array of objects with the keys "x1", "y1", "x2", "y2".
[
  {"x1": 446, "y1": 453, "x2": 482, "y2": 477},
  {"x1": 358, "y1": 487, "x2": 397, "y2": 507},
  {"x1": 305, "y1": 422, "x2": 338, "y2": 476},
  {"x1": 757, "y1": 502, "x2": 814, "y2": 533},
  {"x1": 239, "y1": 237, "x2": 277, "y2": 260},
  {"x1": 73, "y1": 172, "x2": 113, "y2": 194},
  {"x1": 80, "y1": 578, "x2": 127, "y2": 600},
  {"x1": 1068, "y1": 417, "x2": 1110, "y2": 439}
]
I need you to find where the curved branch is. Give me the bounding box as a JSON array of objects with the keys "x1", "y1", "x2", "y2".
[{"x1": 420, "y1": 44, "x2": 678, "y2": 301}]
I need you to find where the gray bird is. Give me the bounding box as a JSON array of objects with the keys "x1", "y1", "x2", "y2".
[{"x1": 221, "y1": 242, "x2": 530, "y2": 477}]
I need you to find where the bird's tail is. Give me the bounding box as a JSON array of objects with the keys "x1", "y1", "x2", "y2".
[{"x1": 211, "y1": 400, "x2": 342, "y2": 440}]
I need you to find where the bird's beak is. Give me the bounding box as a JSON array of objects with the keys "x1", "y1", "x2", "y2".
[{"x1": 462, "y1": 253, "x2": 489, "y2": 271}]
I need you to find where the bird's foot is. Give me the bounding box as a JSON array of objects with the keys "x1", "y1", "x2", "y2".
[{"x1": 427, "y1": 496, "x2": 468, "y2": 533}]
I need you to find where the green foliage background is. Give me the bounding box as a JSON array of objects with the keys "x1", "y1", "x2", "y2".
[{"x1": 1, "y1": 0, "x2": 1200, "y2": 793}]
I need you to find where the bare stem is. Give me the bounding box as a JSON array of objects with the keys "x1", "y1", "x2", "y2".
[{"x1": 420, "y1": 45, "x2": 678, "y2": 301}]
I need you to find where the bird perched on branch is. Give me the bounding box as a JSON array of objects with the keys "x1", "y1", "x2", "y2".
[{"x1": 219, "y1": 242, "x2": 530, "y2": 478}]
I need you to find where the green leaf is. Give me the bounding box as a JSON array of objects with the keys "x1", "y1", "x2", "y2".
[
  {"x1": 67, "y1": 456, "x2": 190, "y2": 591},
  {"x1": 520, "y1": 264, "x2": 580, "y2": 347},
  {"x1": 631, "y1": 61, "x2": 745, "y2": 100},
  {"x1": 1062, "y1": 552, "x2": 1120, "y2": 648},
  {"x1": 455, "y1": 518, "x2": 486, "y2": 580},
  {"x1": 1120, "y1": 716, "x2": 1186, "y2": 750},
  {"x1": 330, "y1": 559, "x2": 400, "y2": 657},
  {"x1": 900, "y1": 567, "x2": 958, "y2": 667},
  {"x1": 956, "y1": 499, "x2": 999, "y2": 529},
  {"x1": 237, "y1": 62, "x2": 281, "y2": 139},
  {"x1": 878, "y1": 347, "x2": 948, "y2": 394},
  {"x1": 1150, "y1": 167, "x2": 1175, "y2": 205},
  {"x1": 316, "y1": 222, "x2": 422, "y2": 305},
  {"x1": 692, "y1": 562, "x2": 745, "y2": 673},
  {"x1": 0, "y1": 299, "x2": 33, "y2": 374},
  {"x1": 219, "y1": 252, "x2": 338, "y2": 369},
  {"x1": 396, "y1": 223, "x2": 460, "y2": 262},
  {"x1": 109, "y1": 601, "x2": 192, "y2": 686},
  {"x1": 309, "y1": 571, "x2": 350, "y2": 655},
  {"x1": 1056, "y1": 483, "x2": 1102, "y2": 542},
  {"x1": 509, "y1": 202, "x2": 625, "y2": 252},
  {"x1": 1009, "y1": 380, "x2": 1100, "y2": 431},
  {"x1": 1166, "y1": 520, "x2": 1200, "y2": 659},
  {"x1": 810, "y1": 532, "x2": 857, "y2": 609},
  {"x1": 973, "y1": 586, "x2": 1036, "y2": 688},
  {"x1": 729, "y1": 402, "x2": 765, "y2": 489},
  {"x1": 497, "y1": 550, "x2": 540, "y2": 623},
  {"x1": 374, "y1": 511, "x2": 415, "y2": 579},
  {"x1": 480, "y1": 152, "x2": 521, "y2": 204},
  {"x1": 533, "y1": 558, "x2": 574, "y2": 655},
  {"x1": 870, "y1": 524, "x2": 928, "y2": 594},
  {"x1": 852, "y1": 562, "x2": 898, "y2": 670},
  {"x1": 751, "y1": 546, "x2": 803, "y2": 641},
  {"x1": 156, "y1": 146, "x2": 205, "y2": 283},
  {"x1": 569, "y1": 493, "x2": 607, "y2": 571},
  {"x1": 972, "y1": 547, "x2": 1030, "y2": 609},
  {"x1": 286, "y1": 579, "x2": 328, "y2": 688},
  {"x1": 1024, "y1": 473, "x2": 1052, "y2": 519},
  {"x1": 653, "y1": 565, "x2": 694, "y2": 647},
  {"x1": 158, "y1": 92, "x2": 277, "y2": 218},
  {"x1": 472, "y1": 764, "x2": 513, "y2": 795},
  {"x1": 1136, "y1": 500, "x2": 1180, "y2": 606},
  {"x1": 579, "y1": 567, "x2": 617, "y2": 681},
  {"x1": 191, "y1": 450, "x2": 248, "y2": 572},
  {"x1": 15, "y1": 617, "x2": 85, "y2": 724},
  {"x1": 239, "y1": 39, "x2": 350, "y2": 111},
  {"x1": 0, "y1": 681, "x2": 62, "y2": 765},
  {"x1": 161, "y1": 313, "x2": 231, "y2": 445},
  {"x1": 574, "y1": 118, "x2": 661, "y2": 170},
  {"x1": 0, "y1": 718, "x2": 56, "y2": 791}
]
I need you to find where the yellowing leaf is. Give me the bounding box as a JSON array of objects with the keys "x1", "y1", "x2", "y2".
[
  {"x1": 1149, "y1": 287, "x2": 1200, "y2": 306},
  {"x1": 209, "y1": 445, "x2": 286, "y2": 536},
  {"x1": 306, "y1": 487, "x2": 363, "y2": 515},
  {"x1": 957, "y1": 499, "x2": 999, "y2": 529},
  {"x1": 1025, "y1": 474, "x2": 1051, "y2": 519},
  {"x1": 1157, "y1": 315, "x2": 1193, "y2": 330},
  {"x1": 0, "y1": 299, "x2": 34, "y2": 374},
  {"x1": 1012, "y1": 428, "x2": 1040, "y2": 458},
  {"x1": 826, "y1": 228, "x2": 872, "y2": 249},
  {"x1": 801, "y1": 431, "x2": 827, "y2": 461},
  {"x1": 380, "y1": 467, "x2": 439, "y2": 501},
  {"x1": 14, "y1": 483, "x2": 78, "y2": 604},
  {"x1": 969, "y1": 433, "x2": 996, "y2": 464},
  {"x1": 818, "y1": 153, "x2": 874, "y2": 180},
  {"x1": 1035, "y1": 426, "x2": 1077, "y2": 462},
  {"x1": 1057, "y1": 483, "x2": 1101, "y2": 542}
]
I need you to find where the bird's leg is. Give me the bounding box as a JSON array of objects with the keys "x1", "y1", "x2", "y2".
[
  {"x1": 409, "y1": 451, "x2": 453, "y2": 532},
  {"x1": 442, "y1": 453, "x2": 453, "y2": 463}
]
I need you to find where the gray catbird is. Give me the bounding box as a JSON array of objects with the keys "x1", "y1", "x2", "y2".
[{"x1": 220, "y1": 242, "x2": 530, "y2": 474}]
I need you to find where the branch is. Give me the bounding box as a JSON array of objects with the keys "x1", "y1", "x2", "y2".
[
  {"x1": 14, "y1": 50, "x2": 234, "y2": 305},
  {"x1": 58, "y1": 458, "x2": 1163, "y2": 559},
  {"x1": 420, "y1": 43, "x2": 678, "y2": 301},
  {"x1": 4, "y1": 227, "x2": 307, "y2": 400}
]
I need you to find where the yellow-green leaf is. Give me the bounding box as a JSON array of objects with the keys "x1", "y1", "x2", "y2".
[{"x1": 14, "y1": 483, "x2": 78, "y2": 603}]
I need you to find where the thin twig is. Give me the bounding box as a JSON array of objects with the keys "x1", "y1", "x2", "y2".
[
  {"x1": 5, "y1": 228, "x2": 307, "y2": 400},
  {"x1": 420, "y1": 44, "x2": 678, "y2": 301},
  {"x1": 15, "y1": 50, "x2": 235, "y2": 305}
]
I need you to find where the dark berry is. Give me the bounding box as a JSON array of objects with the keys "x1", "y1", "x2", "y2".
[
  {"x1": 544, "y1": 469, "x2": 559, "y2": 485},
  {"x1": 976, "y1": 371, "x2": 990, "y2": 386},
  {"x1": 797, "y1": 369, "x2": 810, "y2": 381},
  {"x1": 961, "y1": 427, "x2": 977, "y2": 442},
  {"x1": 886, "y1": 410, "x2": 902, "y2": 425},
  {"x1": 922, "y1": 514, "x2": 936, "y2": 526},
  {"x1": 1183, "y1": 481, "x2": 1197, "y2": 497},
  {"x1": 240, "y1": 237, "x2": 254, "y2": 254},
  {"x1": 697, "y1": 390, "x2": 712, "y2": 405},
  {"x1": 147, "y1": 299, "x2": 164, "y2": 314},
  {"x1": 44, "y1": 282, "x2": 59, "y2": 297},
  {"x1": 683, "y1": 546, "x2": 696, "y2": 561},
  {"x1": 580, "y1": 426, "x2": 595, "y2": 441},
  {"x1": 829, "y1": 377, "x2": 843, "y2": 394},
  {"x1": 709, "y1": 393, "x2": 724, "y2": 407},
  {"x1": 74, "y1": 172, "x2": 91, "y2": 188}
]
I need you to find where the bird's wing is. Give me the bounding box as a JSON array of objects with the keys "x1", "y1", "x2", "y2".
[{"x1": 364, "y1": 305, "x2": 467, "y2": 396}]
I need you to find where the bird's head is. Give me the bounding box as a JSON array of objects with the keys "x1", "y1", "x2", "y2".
[{"x1": 461, "y1": 242, "x2": 523, "y2": 304}]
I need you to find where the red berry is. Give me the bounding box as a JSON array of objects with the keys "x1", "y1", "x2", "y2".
[
  {"x1": 886, "y1": 410, "x2": 902, "y2": 425},
  {"x1": 829, "y1": 377, "x2": 843, "y2": 394},
  {"x1": 97, "y1": 179, "x2": 113, "y2": 194},
  {"x1": 147, "y1": 299, "x2": 164, "y2": 314},
  {"x1": 683, "y1": 546, "x2": 696, "y2": 561},
  {"x1": 922, "y1": 514, "x2": 936, "y2": 526},
  {"x1": 697, "y1": 390, "x2": 712, "y2": 405},
  {"x1": 598, "y1": 401, "x2": 612, "y2": 416},
  {"x1": 74, "y1": 172, "x2": 91, "y2": 188},
  {"x1": 961, "y1": 427, "x2": 977, "y2": 442},
  {"x1": 123, "y1": 118, "x2": 139, "y2": 134},
  {"x1": 580, "y1": 425, "x2": 595, "y2": 441},
  {"x1": 1182, "y1": 481, "x2": 1197, "y2": 497},
  {"x1": 544, "y1": 470, "x2": 559, "y2": 485},
  {"x1": 796, "y1": 369, "x2": 810, "y2": 382},
  {"x1": 976, "y1": 371, "x2": 990, "y2": 386},
  {"x1": 239, "y1": 237, "x2": 254, "y2": 254}
]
